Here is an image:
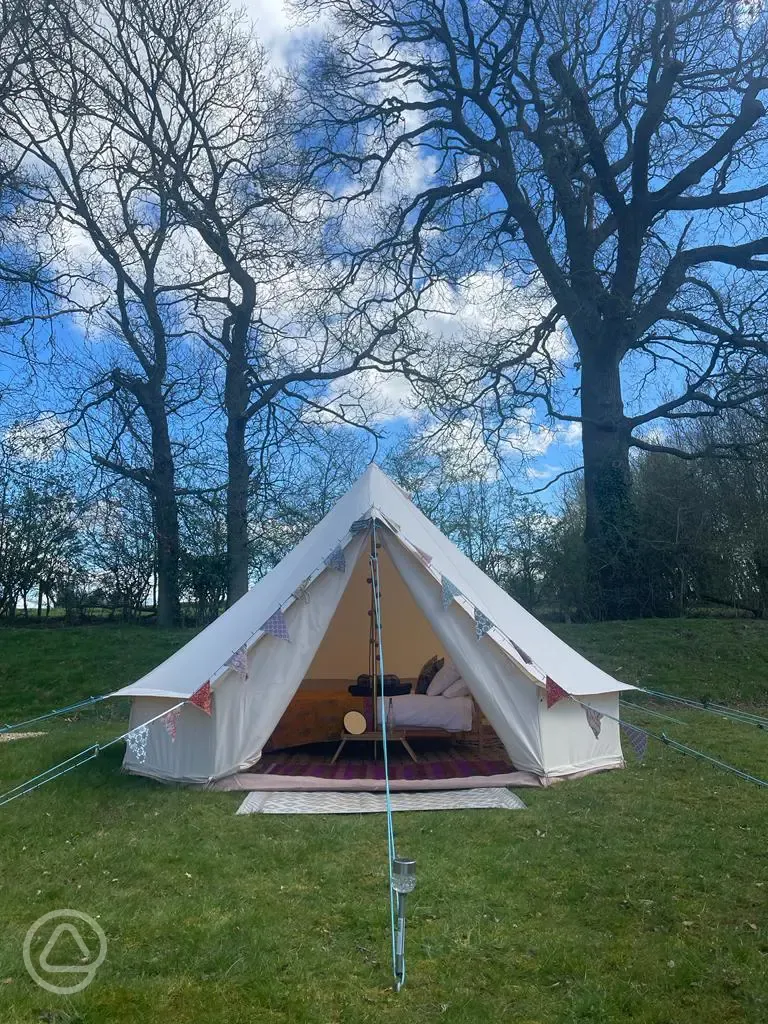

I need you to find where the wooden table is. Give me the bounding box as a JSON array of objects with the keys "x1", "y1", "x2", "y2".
[{"x1": 330, "y1": 729, "x2": 419, "y2": 764}]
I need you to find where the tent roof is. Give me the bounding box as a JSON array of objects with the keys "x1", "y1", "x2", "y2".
[{"x1": 113, "y1": 463, "x2": 632, "y2": 700}]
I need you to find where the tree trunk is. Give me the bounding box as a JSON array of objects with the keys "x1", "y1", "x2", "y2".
[
  {"x1": 224, "y1": 324, "x2": 251, "y2": 606},
  {"x1": 579, "y1": 344, "x2": 640, "y2": 619},
  {"x1": 146, "y1": 402, "x2": 181, "y2": 628}
]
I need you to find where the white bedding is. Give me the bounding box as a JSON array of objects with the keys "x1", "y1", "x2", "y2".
[{"x1": 387, "y1": 694, "x2": 473, "y2": 732}]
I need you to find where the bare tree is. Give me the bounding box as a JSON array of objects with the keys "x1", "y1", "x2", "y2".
[
  {"x1": 0, "y1": 435, "x2": 83, "y2": 617},
  {"x1": 84, "y1": 481, "x2": 155, "y2": 619},
  {"x1": 0, "y1": 2, "x2": 217, "y2": 625},
  {"x1": 0, "y1": 0, "x2": 85, "y2": 402},
  {"x1": 300, "y1": 0, "x2": 768, "y2": 617},
  {"x1": 383, "y1": 424, "x2": 549, "y2": 605},
  {"x1": 47, "y1": 0, "x2": 426, "y2": 604}
]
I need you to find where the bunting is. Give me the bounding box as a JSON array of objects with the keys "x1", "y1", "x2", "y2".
[
  {"x1": 162, "y1": 708, "x2": 181, "y2": 742},
  {"x1": 225, "y1": 645, "x2": 248, "y2": 680},
  {"x1": 414, "y1": 545, "x2": 432, "y2": 566},
  {"x1": 622, "y1": 722, "x2": 648, "y2": 760},
  {"x1": 325, "y1": 546, "x2": 346, "y2": 573},
  {"x1": 585, "y1": 705, "x2": 602, "y2": 739},
  {"x1": 190, "y1": 681, "x2": 213, "y2": 716},
  {"x1": 441, "y1": 576, "x2": 461, "y2": 610},
  {"x1": 475, "y1": 610, "x2": 493, "y2": 641},
  {"x1": 546, "y1": 676, "x2": 569, "y2": 708},
  {"x1": 292, "y1": 579, "x2": 311, "y2": 604},
  {"x1": 511, "y1": 641, "x2": 533, "y2": 665},
  {"x1": 125, "y1": 723, "x2": 149, "y2": 763},
  {"x1": 261, "y1": 608, "x2": 290, "y2": 641}
]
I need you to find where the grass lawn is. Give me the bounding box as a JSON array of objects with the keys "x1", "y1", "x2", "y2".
[{"x1": 0, "y1": 620, "x2": 766, "y2": 1023}]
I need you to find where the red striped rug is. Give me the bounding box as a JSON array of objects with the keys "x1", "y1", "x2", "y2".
[{"x1": 253, "y1": 745, "x2": 513, "y2": 783}]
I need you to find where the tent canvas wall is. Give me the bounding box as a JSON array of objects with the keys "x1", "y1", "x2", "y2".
[{"x1": 112, "y1": 464, "x2": 633, "y2": 784}]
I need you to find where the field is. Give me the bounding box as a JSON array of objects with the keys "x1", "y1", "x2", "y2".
[{"x1": 0, "y1": 619, "x2": 766, "y2": 1023}]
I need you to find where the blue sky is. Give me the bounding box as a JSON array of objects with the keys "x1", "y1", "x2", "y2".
[{"x1": 1, "y1": 0, "x2": 712, "y2": 504}]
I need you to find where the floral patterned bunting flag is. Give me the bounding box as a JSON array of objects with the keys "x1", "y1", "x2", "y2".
[
  {"x1": 441, "y1": 576, "x2": 460, "y2": 610},
  {"x1": 621, "y1": 722, "x2": 648, "y2": 760},
  {"x1": 225, "y1": 645, "x2": 248, "y2": 680},
  {"x1": 546, "y1": 676, "x2": 569, "y2": 708},
  {"x1": 585, "y1": 705, "x2": 602, "y2": 739},
  {"x1": 126, "y1": 723, "x2": 149, "y2": 763},
  {"x1": 292, "y1": 579, "x2": 311, "y2": 604},
  {"x1": 325, "y1": 546, "x2": 346, "y2": 573},
  {"x1": 475, "y1": 610, "x2": 493, "y2": 640},
  {"x1": 162, "y1": 708, "x2": 181, "y2": 742},
  {"x1": 190, "y1": 680, "x2": 213, "y2": 716},
  {"x1": 261, "y1": 608, "x2": 290, "y2": 641}
]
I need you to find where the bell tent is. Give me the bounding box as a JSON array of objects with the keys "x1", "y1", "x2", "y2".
[{"x1": 112, "y1": 464, "x2": 633, "y2": 785}]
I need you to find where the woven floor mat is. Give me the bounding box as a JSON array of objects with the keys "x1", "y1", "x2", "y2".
[{"x1": 236, "y1": 787, "x2": 526, "y2": 815}]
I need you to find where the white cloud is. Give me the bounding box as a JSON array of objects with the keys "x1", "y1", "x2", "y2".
[
  {"x1": 3, "y1": 415, "x2": 67, "y2": 461},
  {"x1": 241, "y1": 0, "x2": 295, "y2": 64},
  {"x1": 636, "y1": 424, "x2": 667, "y2": 446},
  {"x1": 560, "y1": 421, "x2": 582, "y2": 445},
  {"x1": 525, "y1": 464, "x2": 561, "y2": 481}
]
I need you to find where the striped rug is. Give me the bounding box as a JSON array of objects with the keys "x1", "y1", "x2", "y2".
[
  {"x1": 237, "y1": 787, "x2": 527, "y2": 815},
  {"x1": 253, "y1": 745, "x2": 514, "y2": 783}
]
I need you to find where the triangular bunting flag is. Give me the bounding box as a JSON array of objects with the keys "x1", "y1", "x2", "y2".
[
  {"x1": 292, "y1": 579, "x2": 311, "y2": 604},
  {"x1": 190, "y1": 680, "x2": 213, "y2": 715},
  {"x1": 325, "y1": 546, "x2": 346, "y2": 573},
  {"x1": 261, "y1": 608, "x2": 290, "y2": 641},
  {"x1": 162, "y1": 708, "x2": 181, "y2": 742},
  {"x1": 125, "y1": 723, "x2": 149, "y2": 763},
  {"x1": 441, "y1": 576, "x2": 460, "y2": 610},
  {"x1": 414, "y1": 545, "x2": 432, "y2": 566},
  {"x1": 511, "y1": 641, "x2": 533, "y2": 665},
  {"x1": 546, "y1": 676, "x2": 569, "y2": 708},
  {"x1": 225, "y1": 645, "x2": 248, "y2": 680},
  {"x1": 621, "y1": 722, "x2": 648, "y2": 760},
  {"x1": 475, "y1": 609, "x2": 493, "y2": 640},
  {"x1": 585, "y1": 705, "x2": 602, "y2": 739}
]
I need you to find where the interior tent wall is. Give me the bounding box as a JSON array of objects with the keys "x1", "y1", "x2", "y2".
[
  {"x1": 382, "y1": 533, "x2": 546, "y2": 775},
  {"x1": 307, "y1": 542, "x2": 444, "y2": 680},
  {"x1": 212, "y1": 535, "x2": 365, "y2": 778},
  {"x1": 125, "y1": 533, "x2": 368, "y2": 784},
  {"x1": 538, "y1": 693, "x2": 624, "y2": 777}
]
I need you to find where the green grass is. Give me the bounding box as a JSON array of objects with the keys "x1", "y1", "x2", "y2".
[
  {"x1": 0, "y1": 621, "x2": 766, "y2": 1023},
  {"x1": 555, "y1": 618, "x2": 768, "y2": 705},
  {"x1": 0, "y1": 625, "x2": 195, "y2": 722}
]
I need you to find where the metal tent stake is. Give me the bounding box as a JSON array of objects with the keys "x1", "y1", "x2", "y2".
[{"x1": 391, "y1": 857, "x2": 416, "y2": 991}]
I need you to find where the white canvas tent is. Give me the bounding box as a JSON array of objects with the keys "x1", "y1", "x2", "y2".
[{"x1": 112, "y1": 464, "x2": 633, "y2": 784}]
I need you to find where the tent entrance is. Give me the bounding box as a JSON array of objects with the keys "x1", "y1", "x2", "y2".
[
  {"x1": 252, "y1": 539, "x2": 516, "y2": 787},
  {"x1": 306, "y1": 533, "x2": 444, "y2": 681}
]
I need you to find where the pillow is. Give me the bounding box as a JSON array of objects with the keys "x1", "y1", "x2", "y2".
[
  {"x1": 442, "y1": 677, "x2": 470, "y2": 699},
  {"x1": 416, "y1": 655, "x2": 443, "y2": 694},
  {"x1": 427, "y1": 659, "x2": 461, "y2": 696}
]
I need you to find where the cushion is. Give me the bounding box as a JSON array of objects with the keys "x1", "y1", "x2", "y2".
[
  {"x1": 427, "y1": 659, "x2": 461, "y2": 696},
  {"x1": 416, "y1": 655, "x2": 443, "y2": 695},
  {"x1": 349, "y1": 675, "x2": 411, "y2": 697},
  {"x1": 442, "y1": 677, "x2": 470, "y2": 698}
]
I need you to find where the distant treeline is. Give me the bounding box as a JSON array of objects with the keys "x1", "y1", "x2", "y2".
[{"x1": 3, "y1": 408, "x2": 768, "y2": 625}]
